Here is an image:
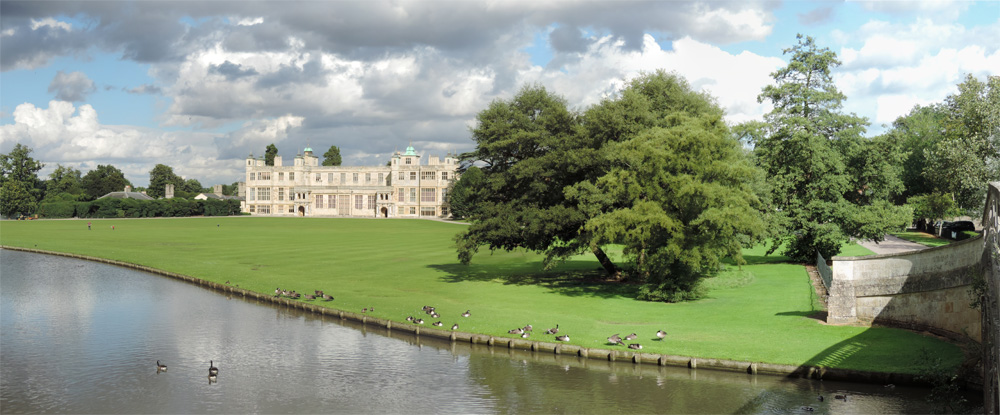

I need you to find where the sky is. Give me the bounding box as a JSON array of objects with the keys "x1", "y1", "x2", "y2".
[{"x1": 1, "y1": 1, "x2": 998, "y2": 188}]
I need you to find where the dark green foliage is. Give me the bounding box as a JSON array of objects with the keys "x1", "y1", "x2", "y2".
[
  {"x1": 44, "y1": 164, "x2": 84, "y2": 201},
  {"x1": 81, "y1": 164, "x2": 131, "y2": 201},
  {"x1": 890, "y1": 104, "x2": 949, "y2": 202},
  {"x1": 0, "y1": 143, "x2": 44, "y2": 216},
  {"x1": 147, "y1": 164, "x2": 183, "y2": 198},
  {"x1": 924, "y1": 74, "x2": 1000, "y2": 213},
  {"x1": 37, "y1": 202, "x2": 77, "y2": 218},
  {"x1": 182, "y1": 178, "x2": 204, "y2": 194},
  {"x1": 199, "y1": 199, "x2": 242, "y2": 216},
  {"x1": 446, "y1": 165, "x2": 483, "y2": 219},
  {"x1": 458, "y1": 72, "x2": 768, "y2": 301},
  {"x1": 322, "y1": 145, "x2": 342, "y2": 166},
  {"x1": 265, "y1": 143, "x2": 278, "y2": 166},
  {"x1": 747, "y1": 35, "x2": 910, "y2": 261}
]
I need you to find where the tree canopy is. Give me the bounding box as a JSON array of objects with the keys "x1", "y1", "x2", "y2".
[
  {"x1": 44, "y1": 164, "x2": 84, "y2": 201},
  {"x1": 265, "y1": 144, "x2": 278, "y2": 166},
  {"x1": 323, "y1": 145, "x2": 342, "y2": 166},
  {"x1": 81, "y1": 164, "x2": 131, "y2": 201},
  {"x1": 147, "y1": 164, "x2": 183, "y2": 198},
  {"x1": 445, "y1": 165, "x2": 483, "y2": 219},
  {"x1": 457, "y1": 71, "x2": 767, "y2": 301},
  {"x1": 0, "y1": 144, "x2": 44, "y2": 217},
  {"x1": 744, "y1": 35, "x2": 910, "y2": 261}
]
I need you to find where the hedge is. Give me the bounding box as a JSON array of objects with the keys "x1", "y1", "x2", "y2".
[{"x1": 36, "y1": 198, "x2": 241, "y2": 219}]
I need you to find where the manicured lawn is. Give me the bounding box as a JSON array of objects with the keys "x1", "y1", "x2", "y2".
[
  {"x1": 0, "y1": 217, "x2": 962, "y2": 374},
  {"x1": 892, "y1": 231, "x2": 953, "y2": 248}
]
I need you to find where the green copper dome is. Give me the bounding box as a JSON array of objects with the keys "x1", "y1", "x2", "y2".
[
  {"x1": 304, "y1": 147, "x2": 313, "y2": 152},
  {"x1": 404, "y1": 145, "x2": 416, "y2": 156}
]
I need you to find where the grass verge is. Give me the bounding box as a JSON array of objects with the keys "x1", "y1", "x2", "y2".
[
  {"x1": 892, "y1": 231, "x2": 953, "y2": 248},
  {"x1": 0, "y1": 217, "x2": 962, "y2": 375}
]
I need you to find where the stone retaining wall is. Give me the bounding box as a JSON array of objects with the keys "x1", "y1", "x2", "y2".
[
  {"x1": 828, "y1": 235, "x2": 983, "y2": 341},
  {"x1": 982, "y1": 181, "x2": 1000, "y2": 414}
]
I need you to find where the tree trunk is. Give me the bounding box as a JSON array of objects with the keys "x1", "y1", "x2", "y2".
[{"x1": 592, "y1": 246, "x2": 621, "y2": 280}]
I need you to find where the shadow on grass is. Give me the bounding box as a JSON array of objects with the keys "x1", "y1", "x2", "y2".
[{"x1": 427, "y1": 261, "x2": 639, "y2": 299}]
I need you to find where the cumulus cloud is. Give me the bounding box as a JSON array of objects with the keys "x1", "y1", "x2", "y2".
[
  {"x1": 125, "y1": 84, "x2": 162, "y2": 95},
  {"x1": 0, "y1": 101, "x2": 236, "y2": 186},
  {"x1": 209, "y1": 60, "x2": 259, "y2": 80},
  {"x1": 834, "y1": 17, "x2": 1000, "y2": 126},
  {"x1": 47, "y1": 70, "x2": 96, "y2": 101}
]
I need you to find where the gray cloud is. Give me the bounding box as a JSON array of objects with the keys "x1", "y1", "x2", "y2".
[
  {"x1": 126, "y1": 84, "x2": 162, "y2": 95},
  {"x1": 549, "y1": 25, "x2": 590, "y2": 53},
  {"x1": 209, "y1": 60, "x2": 259, "y2": 81},
  {"x1": 48, "y1": 70, "x2": 96, "y2": 101},
  {"x1": 798, "y1": 7, "x2": 834, "y2": 25}
]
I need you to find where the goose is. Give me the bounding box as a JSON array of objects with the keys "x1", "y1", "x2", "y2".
[
  {"x1": 422, "y1": 305, "x2": 433, "y2": 312},
  {"x1": 624, "y1": 333, "x2": 638, "y2": 341},
  {"x1": 433, "y1": 321, "x2": 443, "y2": 327},
  {"x1": 628, "y1": 343, "x2": 642, "y2": 350},
  {"x1": 656, "y1": 330, "x2": 668, "y2": 339},
  {"x1": 521, "y1": 332, "x2": 530, "y2": 338},
  {"x1": 362, "y1": 308, "x2": 368, "y2": 313},
  {"x1": 323, "y1": 294, "x2": 334, "y2": 301},
  {"x1": 414, "y1": 319, "x2": 424, "y2": 324},
  {"x1": 818, "y1": 396, "x2": 824, "y2": 402},
  {"x1": 555, "y1": 335, "x2": 570, "y2": 342},
  {"x1": 304, "y1": 294, "x2": 316, "y2": 300},
  {"x1": 545, "y1": 325, "x2": 559, "y2": 334},
  {"x1": 156, "y1": 360, "x2": 167, "y2": 371},
  {"x1": 802, "y1": 407, "x2": 815, "y2": 412},
  {"x1": 406, "y1": 316, "x2": 414, "y2": 322},
  {"x1": 461, "y1": 310, "x2": 471, "y2": 317},
  {"x1": 522, "y1": 325, "x2": 533, "y2": 332},
  {"x1": 451, "y1": 324, "x2": 459, "y2": 330},
  {"x1": 508, "y1": 328, "x2": 523, "y2": 334},
  {"x1": 607, "y1": 334, "x2": 622, "y2": 344},
  {"x1": 208, "y1": 360, "x2": 219, "y2": 376},
  {"x1": 834, "y1": 394, "x2": 847, "y2": 400},
  {"x1": 430, "y1": 312, "x2": 439, "y2": 318},
  {"x1": 315, "y1": 290, "x2": 324, "y2": 297},
  {"x1": 425, "y1": 307, "x2": 436, "y2": 314}
]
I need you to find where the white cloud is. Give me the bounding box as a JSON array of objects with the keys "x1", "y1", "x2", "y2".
[
  {"x1": 835, "y1": 17, "x2": 1000, "y2": 127},
  {"x1": 0, "y1": 101, "x2": 238, "y2": 186},
  {"x1": 30, "y1": 18, "x2": 72, "y2": 32}
]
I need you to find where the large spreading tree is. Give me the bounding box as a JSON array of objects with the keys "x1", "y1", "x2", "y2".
[
  {"x1": 147, "y1": 164, "x2": 183, "y2": 198},
  {"x1": 456, "y1": 72, "x2": 768, "y2": 301},
  {"x1": 745, "y1": 35, "x2": 910, "y2": 261}
]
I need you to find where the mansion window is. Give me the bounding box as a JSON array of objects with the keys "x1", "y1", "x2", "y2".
[
  {"x1": 354, "y1": 195, "x2": 364, "y2": 210},
  {"x1": 409, "y1": 207, "x2": 416, "y2": 215},
  {"x1": 278, "y1": 188, "x2": 285, "y2": 201},
  {"x1": 420, "y1": 188, "x2": 435, "y2": 202},
  {"x1": 278, "y1": 172, "x2": 284, "y2": 181},
  {"x1": 365, "y1": 173, "x2": 371, "y2": 183},
  {"x1": 353, "y1": 173, "x2": 359, "y2": 183},
  {"x1": 328, "y1": 173, "x2": 334, "y2": 182},
  {"x1": 409, "y1": 188, "x2": 416, "y2": 202},
  {"x1": 398, "y1": 172, "x2": 405, "y2": 181},
  {"x1": 248, "y1": 188, "x2": 255, "y2": 201},
  {"x1": 420, "y1": 207, "x2": 436, "y2": 216},
  {"x1": 441, "y1": 188, "x2": 448, "y2": 202},
  {"x1": 289, "y1": 172, "x2": 295, "y2": 181},
  {"x1": 368, "y1": 195, "x2": 376, "y2": 209},
  {"x1": 378, "y1": 173, "x2": 384, "y2": 184},
  {"x1": 258, "y1": 188, "x2": 271, "y2": 201},
  {"x1": 328, "y1": 195, "x2": 336, "y2": 208},
  {"x1": 441, "y1": 172, "x2": 448, "y2": 180},
  {"x1": 316, "y1": 195, "x2": 324, "y2": 208},
  {"x1": 258, "y1": 205, "x2": 271, "y2": 214},
  {"x1": 421, "y1": 171, "x2": 435, "y2": 180},
  {"x1": 409, "y1": 172, "x2": 417, "y2": 181},
  {"x1": 315, "y1": 173, "x2": 322, "y2": 182},
  {"x1": 341, "y1": 173, "x2": 346, "y2": 184},
  {"x1": 405, "y1": 157, "x2": 412, "y2": 165}
]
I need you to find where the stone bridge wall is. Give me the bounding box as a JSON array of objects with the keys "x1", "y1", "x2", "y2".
[
  {"x1": 982, "y1": 181, "x2": 999, "y2": 414},
  {"x1": 827, "y1": 236, "x2": 983, "y2": 340}
]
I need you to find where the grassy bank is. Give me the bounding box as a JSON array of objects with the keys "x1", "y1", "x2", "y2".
[
  {"x1": 892, "y1": 231, "x2": 953, "y2": 248},
  {"x1": 0, "y1": 217, "x2": 962, "y2": 375}
]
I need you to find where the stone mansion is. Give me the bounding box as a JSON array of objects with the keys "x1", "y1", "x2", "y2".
[{"x1": 243, "y1": 145, "x2": 459, "y2": 218}]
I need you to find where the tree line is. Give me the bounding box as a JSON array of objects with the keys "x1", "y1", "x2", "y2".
[{"x1": 447, "y1": 34, "x2": 998, "y2": 301}]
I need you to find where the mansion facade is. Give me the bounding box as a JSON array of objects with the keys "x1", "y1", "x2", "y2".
[{"x1": 243, "y1": 146, "x2": 459, "y2": 218}]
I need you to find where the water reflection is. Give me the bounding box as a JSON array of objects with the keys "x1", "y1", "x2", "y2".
[{"x1": 0, "y1": 249, "x2": 964, "y2": 414}]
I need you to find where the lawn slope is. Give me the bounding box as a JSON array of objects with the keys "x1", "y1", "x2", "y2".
[{"x1": 0, "y1": 217, "x2": 961, "y2": 374}]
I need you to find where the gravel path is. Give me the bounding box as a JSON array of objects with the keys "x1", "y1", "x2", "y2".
[{"x1": 857, "y1": 234, "x2": 930, "y2": 255}]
